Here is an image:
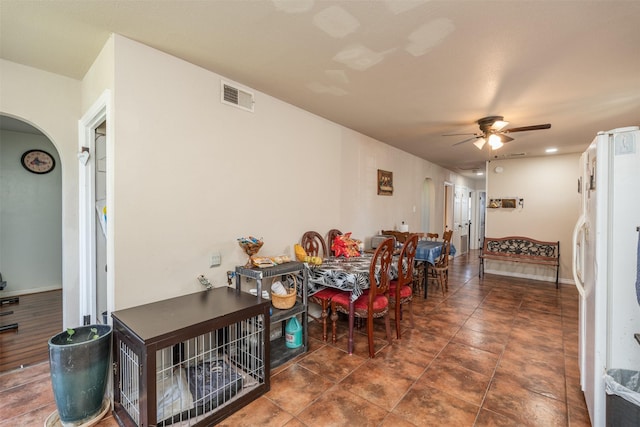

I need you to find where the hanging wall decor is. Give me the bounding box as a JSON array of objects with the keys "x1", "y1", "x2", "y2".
[{"x1": 377, "y1": 169, "x2": 393, "y2": 195}]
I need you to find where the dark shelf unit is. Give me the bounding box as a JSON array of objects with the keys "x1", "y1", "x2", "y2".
[
  {"x1": 235, "y1": 262, "x2": 308, "y2": 368},
  {"x1": 111, "y1": 287, "x2": 270, "y2": 427}
]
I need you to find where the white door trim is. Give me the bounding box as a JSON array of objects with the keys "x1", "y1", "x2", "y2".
[{"x1": 78, "y1": 90, "x2": 112, "y2": 326}]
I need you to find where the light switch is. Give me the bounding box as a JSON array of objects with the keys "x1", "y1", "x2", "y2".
[{"x1": 210, "y1": 252, "x2": 222, "y2": 267}]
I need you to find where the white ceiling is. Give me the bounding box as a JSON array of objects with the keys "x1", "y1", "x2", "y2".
[{"x1": 2, "y1": 0, "x2": 639, "y2": 178}]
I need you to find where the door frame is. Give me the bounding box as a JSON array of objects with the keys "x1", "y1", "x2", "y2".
[
  {"x1": 444, "y1": 181, "x2": 454, "y2": 234},
  {"x1": 78, "y1": 90, "x2": 112, "y2": 326}
]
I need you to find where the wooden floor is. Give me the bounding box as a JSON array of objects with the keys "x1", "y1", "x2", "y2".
[{"x1": 0, "y1": 290, "x2": 62, "y2": 373}]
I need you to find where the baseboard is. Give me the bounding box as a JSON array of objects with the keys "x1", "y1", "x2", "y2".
[
  {"x1": 0, "y1": 285, "x2": 62, "y2": 297},
  {"x1": 483, "y1": 269, "x2": 573, "y2": 286}
]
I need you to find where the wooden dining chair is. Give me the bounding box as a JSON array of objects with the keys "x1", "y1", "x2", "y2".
[
  {"x1": 330, "y1": 238, "x2": 394, "y2": 358},
  {"x1": 326, "y1": 229, "x2": 342, "y2": 256},
  {"x1": 442, "y1": 229, "x2": 453, "y2": 243},
  {"x1": 389, "y1": 234, "x2": 418, "y2": 339},
  {"x1": 429, "y1": 240, "x2": 451, "y2": 296},
  {"x1": 301, "y1": 231, "x2": 327, "y2": 258},
  {"x1": 426, "y1": 233, "x2": 439, "y2": 241},
  {"x1": 382, "y1": 230, "x2": 409, "y2": 244},
  {"x1": 302, "y1": 231, "x2": 339, "y2": 341}
]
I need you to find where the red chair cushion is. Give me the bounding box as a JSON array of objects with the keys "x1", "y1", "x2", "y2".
[
  {"x1": 389, "y1": 284, "x2": 412, "y2": 299},
  {"x1": 312, "y1": 288, "x2": 342, "y2": 301},
  {"x1": 332, "y1": 291, "x2": 388, "y2": 311}
]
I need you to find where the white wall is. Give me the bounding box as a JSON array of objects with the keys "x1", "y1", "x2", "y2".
[
  {"x1": 485, "y1": 154, "x2": 581, "y2": 283},
  {"x1": 109, "y1": 36, "x2": 475, "y2": 309},
  {"x1": 0, "y1": 130, "x2": 62, "y2": 295}
]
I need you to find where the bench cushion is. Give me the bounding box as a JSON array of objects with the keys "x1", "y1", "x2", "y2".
[
  {"x1": 479, "y1": 236, "x2": 560, "y2": 286},
  {"x1": 483, "y1": 237, "x2": 558, "y2": 264}
]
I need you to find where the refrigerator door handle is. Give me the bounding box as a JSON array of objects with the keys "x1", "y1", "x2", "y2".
[{"x1": 572, "y1": 214, "x2": 586, "y2": 298}]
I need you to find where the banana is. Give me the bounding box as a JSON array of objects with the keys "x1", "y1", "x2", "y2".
[{"x1": 294, "y1": 244, "x2": 307, "y2": 262}]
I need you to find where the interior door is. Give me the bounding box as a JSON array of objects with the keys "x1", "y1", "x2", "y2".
[
  {"x1": 454, "y1": 185, "x2": 468, "y2": 254},
  {"x1": 95, "y1": 123, "x2": 107, "y2": 323},
  {"x1": 478, "y1": 191, "x2": 486, "y2": 247},
  {"x1": 444, "y1": 183, "x2": 454, "y2": 235}
]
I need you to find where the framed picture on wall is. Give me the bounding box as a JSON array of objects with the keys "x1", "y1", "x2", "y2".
[
  {"x1": 502, "y1": 198, "x2": 517, "y2": 209},
  {"x1": 488, "y1": 199, "x2": 501, "y2": 208},
  {"x1": 377, "y1": 169, "x2": 393, "y2": 195}
]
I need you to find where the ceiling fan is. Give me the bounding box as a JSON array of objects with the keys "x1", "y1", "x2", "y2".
[{"x1": 448, "y1": 116, "x2": 551, "y2": 150}]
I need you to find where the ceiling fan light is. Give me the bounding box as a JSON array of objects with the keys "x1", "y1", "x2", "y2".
[
  {"x1": 473, "y1": 138, "x2": 486, "y2": 150},
  {"x1": 488, "y1": 134, "x2": 503, "y2": 149}
]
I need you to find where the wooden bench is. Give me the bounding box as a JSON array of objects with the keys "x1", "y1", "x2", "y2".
[{"x1": 479, "y1": 236, "x2": 560, "y2": 288}]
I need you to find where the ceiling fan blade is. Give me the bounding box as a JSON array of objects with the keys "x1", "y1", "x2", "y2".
[
  {"x1": 452, "y1": 136, "x2": 481, "y2": 146},
  {"x1": 473, "y1": 138, "x2": 487, "y2": 150},
  {"x1": 503, "y1": 124, "x2": 551, "y2": 133},
  {"x1": 498, "y1": 134, "x2": 514, "y2": 143},
  {"x1": 442, "y1": 132, "x2": 477, "y2": 136}
]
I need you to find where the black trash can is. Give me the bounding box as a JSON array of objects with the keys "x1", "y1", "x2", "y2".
[{"x1": 605, "y1": 369, "x2": 640, "y2": 427}]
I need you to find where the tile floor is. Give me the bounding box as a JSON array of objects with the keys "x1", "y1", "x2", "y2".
[{"x1": 0, "y1": 251, "x2": 590, "y2": 426}]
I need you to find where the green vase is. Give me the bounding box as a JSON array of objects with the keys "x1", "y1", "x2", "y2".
[{"x1": 48, "y1": 324, "x2": 112, "y2": 426}]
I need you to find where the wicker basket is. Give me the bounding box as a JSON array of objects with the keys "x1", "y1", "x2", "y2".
[
  {"x1": 271, "y1": 275, "x2": 297, "y2": 310},
  {"x1": 239, "y1": 240, "x2": 264, "y2": 267}
]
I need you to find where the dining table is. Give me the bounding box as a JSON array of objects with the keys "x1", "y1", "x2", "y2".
[
  {"x1": 414, "y1": 240, "x2": 456, "y2": 298},
  {"x1": 305, "y1": 253, "x2": 400, "y2": 355}
]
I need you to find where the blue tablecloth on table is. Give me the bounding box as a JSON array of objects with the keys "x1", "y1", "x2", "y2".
[{"x1": 415, "y1": 241, "x2": 456, "y2": 264}]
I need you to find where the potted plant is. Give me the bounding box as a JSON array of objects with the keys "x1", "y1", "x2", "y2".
[{"x1": 48, "y1": 324, "x2": 112, "y2": 426}]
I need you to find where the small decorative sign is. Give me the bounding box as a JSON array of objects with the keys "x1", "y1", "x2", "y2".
[
  {"x1": 489, "y1": 199, "x2": 501, "y2": 208},
  {"x1": 377, "y1": 169, "x2": 393, "y2": 196}
]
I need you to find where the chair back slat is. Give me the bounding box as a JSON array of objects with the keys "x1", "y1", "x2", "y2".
[
  {"x1": 435, "y1": 241, "x2": 451, "y2": 268},
  {"x1": 301, "y1": 231, "x2": 327, "y2": 257},
  {"x1": 369, "y1": 238, "x2": 394, "y2": 301},
  {"x1": 396, "y1": 234, "x2": 419, "y2": 287}
]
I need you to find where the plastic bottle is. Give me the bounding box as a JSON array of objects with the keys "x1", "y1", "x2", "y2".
[{"x1": 285, "y1": 317, "x2": 302, "y2": 349}]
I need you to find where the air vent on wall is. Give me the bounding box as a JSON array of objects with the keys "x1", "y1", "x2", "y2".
[{"x1": 221, "y1": 81, "x2": 254, "y2": 112}]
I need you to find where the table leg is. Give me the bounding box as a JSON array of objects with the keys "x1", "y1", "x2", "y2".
[
  {"x1": 348, "y1": 300, "x2": 355, "y2": 354},
  {"x1": 423, "y1": 262, "x2": 428, "y2": 299}
]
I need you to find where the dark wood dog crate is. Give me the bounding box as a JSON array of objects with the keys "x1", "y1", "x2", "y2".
[{"x1": 111, "y1": 287, "x2": 270, "y2": 426}]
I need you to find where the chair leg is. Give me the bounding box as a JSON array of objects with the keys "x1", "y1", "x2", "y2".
[
  {"x1": 330, "y1": 301, "x2": 338, "y2": 344},
  {"x1": 407, "y1": 300, "x2": 414, "y2": 328},
  {"x1": 395, "y1": 299, "x2": 401, "y2": 340},
  {"x1": 384, "y1": 313, "x2": 392, "y2": 346},
  {"x1": 367, "y1": 315, "x2": 375, "y2": 358},
  {"x1": 321, "y1": 300, "x2": 329, "y2": 342}
]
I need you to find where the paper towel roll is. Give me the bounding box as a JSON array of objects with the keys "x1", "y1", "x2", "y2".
[{"x1": 399, "y1": 223, "x2": 409, "y2": 232}]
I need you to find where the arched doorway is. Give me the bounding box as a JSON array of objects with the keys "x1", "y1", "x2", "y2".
[{"x1": 0, "y1": 114, "x2": 63, "y2": 371}]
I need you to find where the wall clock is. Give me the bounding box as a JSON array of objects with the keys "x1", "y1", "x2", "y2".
[{"x1": 21, "y1": 149, "x2": 56, "y2": 174}]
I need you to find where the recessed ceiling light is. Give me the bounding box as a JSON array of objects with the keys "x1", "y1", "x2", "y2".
[{"x1": 545, "y1": 147, "x2": 558, "y2": 153}]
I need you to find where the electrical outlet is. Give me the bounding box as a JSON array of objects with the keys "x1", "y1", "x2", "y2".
[{"x1": 209, "y1": 252, "x2": 222, "y2": 267}]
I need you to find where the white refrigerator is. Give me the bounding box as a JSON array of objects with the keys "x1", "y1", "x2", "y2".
[{"x1": 572, "y1": 126, "x2": 640, "y2": 426}]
